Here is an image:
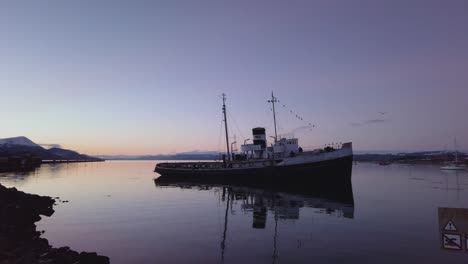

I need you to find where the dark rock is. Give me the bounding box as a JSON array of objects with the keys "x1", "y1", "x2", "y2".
[
  {"x1": 80, "y1": 252, "x2": 110, "y2": 264},
  {"x1": 0, "y1": 183, "x2": 110, "y2": 263}
]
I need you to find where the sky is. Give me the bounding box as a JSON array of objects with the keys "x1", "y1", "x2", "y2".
[{"x1": 0, "y1": 0, "x2": 467, "y2": 155}]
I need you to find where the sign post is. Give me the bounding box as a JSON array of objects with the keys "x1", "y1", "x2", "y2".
[{"x1": 438, "y1": 208, "x2": 468, "y2": 252}]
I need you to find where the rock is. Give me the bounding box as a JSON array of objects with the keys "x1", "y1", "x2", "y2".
[
  {"x1": 0, "y1": 183, "x2": 110, "y2": 263},
  {"x1": 80, "y1": 252, "x2": 110, "y2": 264}
]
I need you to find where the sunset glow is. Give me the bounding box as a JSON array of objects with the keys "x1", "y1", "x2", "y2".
[{"x1": 1, "y1": 0, "x2": 467, "y2": 155}]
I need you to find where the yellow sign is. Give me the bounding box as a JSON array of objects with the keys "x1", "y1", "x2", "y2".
[{"x1": 438, "y1": 207, "x2": 468, "y2": 251}]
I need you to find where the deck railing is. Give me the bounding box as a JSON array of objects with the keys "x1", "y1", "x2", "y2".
[{"x1": 157, "y1": 162, "x2": 224, "y2": 169}]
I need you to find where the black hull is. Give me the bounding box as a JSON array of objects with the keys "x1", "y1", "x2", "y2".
[{"x1": 155, "y1": 155, "x2": 353, "y2": 203}]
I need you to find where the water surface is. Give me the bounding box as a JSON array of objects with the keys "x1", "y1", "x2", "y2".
[{"x1": 1, "y1": 161, "x2": 467, "y2": 263}]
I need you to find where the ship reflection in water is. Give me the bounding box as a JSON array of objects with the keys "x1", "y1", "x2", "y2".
[
  {"x1": 154, "y1": 176, "x2": 354, "y2": 221},
  {"x1": 155, "y1": 176, "x2": 354, "y2": 263}
]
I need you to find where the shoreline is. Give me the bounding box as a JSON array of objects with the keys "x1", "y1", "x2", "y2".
[
  {"x1": 41, "y1": 159, "x2": 105, "y2": 164},
  {"x1": 0, "y1": 183, "x2": 110, "y2": 264}
]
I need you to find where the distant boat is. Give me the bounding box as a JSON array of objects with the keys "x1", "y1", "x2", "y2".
[
  {"x1": 441, "y1": 138, "x2": 465, "y2": 171},
  {"x1": 379, "y1": 161, "x2": 391, "y2": 166},
  {"x1": 154, "y1": 93, "x2": 353, "y2": 186},
  {"x1": 440, "y1": 164, "x2": 465, "y2": 171}
]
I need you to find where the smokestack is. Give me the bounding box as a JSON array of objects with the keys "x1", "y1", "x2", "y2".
[{"x1": 252, "y1": 127, "x2": 266, "y2": 149}]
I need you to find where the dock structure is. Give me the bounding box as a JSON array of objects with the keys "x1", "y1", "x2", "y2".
[{"x1": 0, "y1": 155, "x2": 41, "y2": 173}]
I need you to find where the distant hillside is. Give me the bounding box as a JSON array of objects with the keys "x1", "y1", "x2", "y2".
[
  {"x1": 99, "y1": 152, "x2": 221, "y2": 160},
  {"x1": 354, "y1": 151, "x2": 468, "y2": 164},
  {"x1": 47, "y1": 147, "x2": 97, "y2": 160},
  {"x1": 100, "y1": 150, "x2": 468, "y2": 163},
  {"x1": 0, "y1": 144, "x2": 61, "y2": 160},
  {"x1": 0, "y1": 136, "x2": 101, "y2": 161}
]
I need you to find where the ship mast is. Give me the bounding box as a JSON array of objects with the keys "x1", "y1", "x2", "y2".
[
  {"x1": 222, "y1": 93, "x2": 231, "y2": 161},
  {"x1": 454, "y1": 137, "x2": 458, "y2": 163},
  {"x1": 268, "y1": 91, "x2": 279, "y2": 143}
]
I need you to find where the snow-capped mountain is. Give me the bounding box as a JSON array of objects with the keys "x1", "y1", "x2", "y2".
[
  {"x1": 0, "y1": 136, "x2": 40, "y2": 147},
  {"x1": 0, "y1": 136, "x2": 101, "y2": 161}
]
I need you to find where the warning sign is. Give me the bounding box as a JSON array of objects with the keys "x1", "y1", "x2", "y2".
[
  {"x1": 442, "y1": 233, "x2": 462, "y2": 250},
  {"x1": 444, "y1": 220, "x2": 457, "y2": 231},
  {"x1": 438, "y1": 208, "x2": 468, "y2": 252}
]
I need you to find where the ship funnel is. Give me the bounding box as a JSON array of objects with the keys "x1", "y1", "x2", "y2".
[{"x1": 252, "y1": 127, "x2": 266, "y2": 149}]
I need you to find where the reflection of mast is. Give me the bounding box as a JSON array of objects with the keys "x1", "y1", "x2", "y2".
[
  {"x1": 220, "y1": 187, "x2": 230, "y2": 263},
  {"x1": 441, "y1": 170, "x2": 462, "y2": 200},
  {"x1": 272, "y1": 212, "x2": 278, "y2": 264}
]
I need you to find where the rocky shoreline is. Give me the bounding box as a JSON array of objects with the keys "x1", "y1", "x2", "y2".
[{"x1": 0, "y1": 184, "x2": 110, "y2": 264}]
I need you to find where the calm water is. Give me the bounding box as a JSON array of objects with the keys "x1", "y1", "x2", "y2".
[{"x1": 1, "y1": 161, "x2": 468, "y2": 263}]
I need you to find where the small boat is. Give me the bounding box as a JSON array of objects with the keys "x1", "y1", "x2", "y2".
[
  {"x1": 379, "y1": 161, "x2": 391, "y2": 166},
  {"x1": 155, "y1": 93, "x2": 353, "y2": 186},
  {"x1": 441, "y1": 138, "x2": 466, "y2": 171},
  {"x1": 440, "y1": 164, "x2": 466, "y2": 171}
]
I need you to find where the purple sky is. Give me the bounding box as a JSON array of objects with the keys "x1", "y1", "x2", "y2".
[{"x1": 0, "y1": 0, "x2": 467, "y2": 155}]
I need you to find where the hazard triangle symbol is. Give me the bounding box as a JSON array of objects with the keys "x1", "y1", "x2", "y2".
[{"x1": 444, "y1": 220, "x2": 457, "y2": 231}]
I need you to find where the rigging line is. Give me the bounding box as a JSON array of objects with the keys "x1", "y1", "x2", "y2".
[
  {"x1": 226, "y1": 109, "x2": 245, "y2": 142},
  {"x1": 274, "y1": 97, "x2": 310, "y2": 138},
  {"x1": 217, "y1": 119, "x2": 224, "y2": 153},
  {"x1": 272, "y1": 203, "x2": 279, "y2": 264},
  {"x1": 281, "y1": 100, "x2": 316, "y2": 128},
  {"x1": 259, "y1": 102, "x2": 273, "y2": 130},
  {"x1": 227, "y1": 120, "x2": 236, "y2": 152},
  {"x1": 276, "y1": 107, "x2": 281, "y2": 136},
  {"x1": 227, "y1": 113, "x2": 238, "y2": 144}
]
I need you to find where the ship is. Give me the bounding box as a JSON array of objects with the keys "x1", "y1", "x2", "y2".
[{"x1": 154, "y1": 92, "x2": 353, "y2": 187}]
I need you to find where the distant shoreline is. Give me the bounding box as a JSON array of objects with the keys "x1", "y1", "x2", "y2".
[
  {"x1": 101, "y1": 157, "x2": 468, "y2": 166},
  {"x1": 42, "y1": 159, "x2": 105, "y2": 164},
  {"x1": 99, "y1": 151, "x2": 468, "y2": 163}
]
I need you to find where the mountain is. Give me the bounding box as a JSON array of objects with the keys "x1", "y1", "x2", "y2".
[
  {"x1": 176, "y1": 151, "x2": 219, "y2": 155},
  {"x1": 0, "y1": 144, "x2": 60, "y2": 160},
  {"x1": 0, "y1": 136, "x2": 40, "y2": 147},
  {"x1": 47, "y1": 148, "x2": 96, "y2": 160},
  {"x1": 0, "y1": 136, "x2": 100, "y2": 161}
]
